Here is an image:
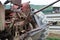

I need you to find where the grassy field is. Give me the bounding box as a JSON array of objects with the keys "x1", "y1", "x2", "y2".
[
  {"x1": 46, "y1": 33, "x2": 60, "y2": 40},
  {"x1": 46, "y1": 37, "x2": 60, "y2": 40}
]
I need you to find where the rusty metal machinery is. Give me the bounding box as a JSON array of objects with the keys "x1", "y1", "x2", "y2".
[
  {"x1": 0, "y1": 0, "x2": 60, "y2": 40},
  {"x1": 4, "y1": 0, "x2": 21, "y2": 6}
]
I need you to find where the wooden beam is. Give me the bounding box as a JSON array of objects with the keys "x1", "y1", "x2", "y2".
[{"x1": 0, "y1": 2, "x2": 5, "y2": 31}]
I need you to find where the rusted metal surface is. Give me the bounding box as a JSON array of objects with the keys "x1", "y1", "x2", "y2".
[
  {"x1": 0, "y1": 2, "x2": 5, "y2": 31},
  {"x1": 11, "y1": 0, "x2": 21, "y2": 6},
  {"x1": 4, "y1": 0, "x2": 21, "y2": 6},
  {"x1": 0, "y1": 0, "x2": 60, "y2": 40}
]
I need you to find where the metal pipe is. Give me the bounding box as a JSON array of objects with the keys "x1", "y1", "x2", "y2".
[{"x1": 34, "y1": 0, "x2": 60, "y2": 14}]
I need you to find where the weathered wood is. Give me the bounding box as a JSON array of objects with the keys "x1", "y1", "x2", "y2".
[{"x1": 0, "y1": 2, "x2": 5, "y2": 31}]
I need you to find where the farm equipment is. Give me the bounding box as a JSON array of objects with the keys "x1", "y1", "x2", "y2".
[{"x1": 0, "y1": 0, "x2": 60, "y2": 40}]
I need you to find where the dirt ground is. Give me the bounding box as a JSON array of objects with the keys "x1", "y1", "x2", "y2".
[{"x1": 48, "y1": 33, "x2": 60, "y2": 38}]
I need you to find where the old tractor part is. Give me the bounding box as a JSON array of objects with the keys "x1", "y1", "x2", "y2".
[
  {"x1": 22, "y1": 0, "x2": 60, "y2": 40},
  {"x1": 1, "y1": 0, "x2": 60, "y2": 40}
]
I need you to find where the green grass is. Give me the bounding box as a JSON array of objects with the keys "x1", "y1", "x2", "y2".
[{"x1": 46, "y1": 37, "x2": 60, "y2": 40}]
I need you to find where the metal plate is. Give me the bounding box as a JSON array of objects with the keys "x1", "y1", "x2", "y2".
[
  {"x1": 11, "y1": 0, "x2": 21, "y2": 6},
  {"x1": 0, "y1": 2, "x2": 5, "y2": 31}
]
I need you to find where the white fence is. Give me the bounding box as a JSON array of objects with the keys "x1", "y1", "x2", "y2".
[
  {"x1": 45, "y1": 13, "x2": 60, "y2": 21},
  {"x1": 45, "y1": 13, "x2": 60, "y2": 34}
]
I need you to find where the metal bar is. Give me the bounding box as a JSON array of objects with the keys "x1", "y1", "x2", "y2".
[{"x1": 34, "y1": 0, "x2": 60, "y2": 14}]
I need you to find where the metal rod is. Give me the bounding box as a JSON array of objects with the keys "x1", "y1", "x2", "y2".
[{"x1": 34, "y1": 0, "x2": 60, "y2": 14}]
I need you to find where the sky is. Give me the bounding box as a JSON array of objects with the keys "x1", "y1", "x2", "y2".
[{"x1": 0, "y1": 0, "x2": 60, "y2": 7}]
